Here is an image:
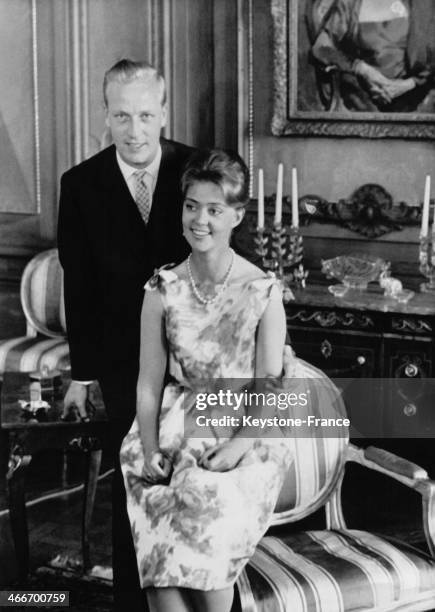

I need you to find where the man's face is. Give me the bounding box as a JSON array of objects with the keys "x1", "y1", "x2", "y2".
[{"x1": 105, "y1": 78, "x2": 167, "y2": 169}]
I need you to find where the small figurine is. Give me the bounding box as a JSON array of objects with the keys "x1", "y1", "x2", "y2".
[
  {"x1": 379, "y1": 265, "x2": 414, "y2": 303},
  {"x1": 379, "y1": 267, "x2": 403, "y2": 297}
]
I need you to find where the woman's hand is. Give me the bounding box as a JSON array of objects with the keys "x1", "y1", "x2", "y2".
[
  {"x1": 199, "y1": 438, "x2": 251, "y2": 472},
  {"x1": 142, "y1": 450, "x2": 172, "y2": 484},
  {"x1": 354, "y1": 60, "x2": 394, "y2": 103},
  {"x1": 379, "y1": 77, "x2": 415, "y2": 101},
  {"x1": 354, "y1": 60, "x2": 415, "y2": 103}
]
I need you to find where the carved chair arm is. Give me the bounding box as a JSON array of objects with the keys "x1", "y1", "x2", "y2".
[
  {"x1": 326, "y1": 443, "x2": 435, "y2": 557},
  {"x1": 347, "y1": 444, "x2": 431, "y2": 487}
]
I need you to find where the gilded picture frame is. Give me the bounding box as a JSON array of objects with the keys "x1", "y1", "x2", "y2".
[{"x1": 271, "y1": 0, "x2": 435, "y2": 139}]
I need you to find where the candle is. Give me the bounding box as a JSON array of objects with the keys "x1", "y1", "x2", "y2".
[
  {"x1": 421, "y1": 175, "x2": 431, "y2": 237},
  {"x1": 432, "y1": 197, "x2": 435, "y2": 255},
  {"x1": 291, "y1": 167, "x2": 299, "y2": 228},
  {"x1": 257, "y1": 169, "x2": 264, "y2": 229},
  {"x1": 274, "y1": 163, "x2": 283, "y2": 226}
]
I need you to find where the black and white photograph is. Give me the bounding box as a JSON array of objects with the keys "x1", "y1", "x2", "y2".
[{"x1": 1, "y1": 1, "x2": 435, "y2": 611}]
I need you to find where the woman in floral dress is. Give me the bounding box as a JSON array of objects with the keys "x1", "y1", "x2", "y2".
[{"x1": 120, "y1": 149, "x2": 293, "y2": 612}]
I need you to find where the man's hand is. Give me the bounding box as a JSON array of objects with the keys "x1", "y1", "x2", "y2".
[{"x1": 63, "y1": 381, "x2": 89, "y2": 420}]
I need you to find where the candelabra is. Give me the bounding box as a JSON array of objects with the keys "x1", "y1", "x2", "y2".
[
  {"x1": 253, "y1": 223, "x2": 308, "y2": 300},
  {"x1": 419, "y1": 234, "x2": 435, "y2": 293}
]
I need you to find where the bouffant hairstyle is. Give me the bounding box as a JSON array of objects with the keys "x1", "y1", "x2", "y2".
[{"x1": 181, "y1": 149, "x2": 249, "y2": 208}]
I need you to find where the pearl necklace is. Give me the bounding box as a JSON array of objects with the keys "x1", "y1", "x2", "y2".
[{"x1": 187, "y1": 249, "x2": 235, "y2": 305}]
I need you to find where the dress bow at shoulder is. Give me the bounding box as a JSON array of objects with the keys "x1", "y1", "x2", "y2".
[
  {"x1": 144, "y1": 264, "x2": 179, "y2": 291},
  {"x1": 249, "y1": 271, "x2": 295, "y2": 302}
]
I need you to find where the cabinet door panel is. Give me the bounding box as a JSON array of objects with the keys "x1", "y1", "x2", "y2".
[
  {"x1": 384, "y1": 338, "x2": 433, "y2": 378},
  {"x1": 288, "y1": 329, "x2": 382, "y2": 436},
  {"x1": 383, "y1": 338, "x2": 434, "y2": 437},
  {"x1": 288, "y1": 329, "x2": 379, "y2": 378}
]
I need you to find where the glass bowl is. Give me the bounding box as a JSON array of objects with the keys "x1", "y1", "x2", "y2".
[{"x1": 321, "y1": 254, "x2": 385, "y2": 290}]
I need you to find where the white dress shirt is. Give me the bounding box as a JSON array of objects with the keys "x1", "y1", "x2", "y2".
[{"x1": 116, "y1": 146, "x2": 162, "y2": 199}]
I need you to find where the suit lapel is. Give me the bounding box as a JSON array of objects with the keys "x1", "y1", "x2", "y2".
[
  {"x1": 149, "y1": 139, "x2": 185, "y2": 230},
  {"x1": 101, "y1": 146, "x2": 138, "y2": 216}
]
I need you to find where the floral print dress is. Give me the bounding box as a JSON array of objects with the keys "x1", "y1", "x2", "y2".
[{"x1": 120, "y1": 269, "x2": 293, "y2": 591}]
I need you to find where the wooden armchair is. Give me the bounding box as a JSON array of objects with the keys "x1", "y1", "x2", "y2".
[
  {"x1": 0, "y1": 249, "x2": 70, "y2": 374},
  {"x1": 236, "y1": 368, "x2": 435, "y2": 611}
]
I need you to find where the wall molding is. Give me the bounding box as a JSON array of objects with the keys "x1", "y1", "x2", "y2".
[
  {"x1": 237, "y1": 0, "x2": 251, "y2": 173},
  {"x1": 69, "y1": 0, "x2": 90, "y2": 165},
  {"x1": 31, "y1": 0, "x2": 41, "y2": 214}
]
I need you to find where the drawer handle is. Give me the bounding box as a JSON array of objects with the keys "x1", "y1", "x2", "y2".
[
  {"x1": 357, "y1": 355, "x2": 366, "y2": 365},
  {"x1": 320, "y1": 339, "x2": 332, "y2": 359},
  {"x1": 404, "y1": 364, "x2": 419, "y2": 378},
  {"x1": 403, "y1": 403, "x2": 417, "y2": 417}
]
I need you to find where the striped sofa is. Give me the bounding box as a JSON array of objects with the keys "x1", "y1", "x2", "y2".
[
  {"x1": 0, "y1": 249, "x2": 70, "y2": 374},
  {"x1": 235, "y1": 364, "x2": 435, "y2": 612}
]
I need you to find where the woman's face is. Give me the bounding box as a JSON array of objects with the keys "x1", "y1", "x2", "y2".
[{"x1": 182, "y1": 181, "x2": 244, "y2": 254}]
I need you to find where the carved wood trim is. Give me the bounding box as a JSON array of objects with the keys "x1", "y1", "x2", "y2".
[
  {"x1": 236, "y1": 0, "x2": 251, "y2": 164},
  {"x1": 287, "y1": 309, "x2": 374, "y2": 329},
  {"x1": 247, "y1": 0, "x2": 254, "y2": 196},
  {"x1": 392, "y1": 318, "x2": 433, "y2": 334},
  {"x1": 246, "y1": 180, "x2": 427, "y2": 237}
]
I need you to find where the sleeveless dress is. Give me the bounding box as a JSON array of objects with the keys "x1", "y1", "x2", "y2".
[{"x1": 119, "y1": 269, "x2": 293, "y2": 590}]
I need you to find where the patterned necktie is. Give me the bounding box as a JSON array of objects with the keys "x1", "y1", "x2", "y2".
[{"x1": 134, "y1": 170, "x2": 152, "y2": 224}]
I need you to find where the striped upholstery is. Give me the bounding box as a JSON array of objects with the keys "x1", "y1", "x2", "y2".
[
  {"x1": 20, "y1": 249, "x2": 66, "y2": 337},
  {"x1": 0, "y1": 336, "x2": 70, "y2": 373},
  {"x1": 238, "y1": 531, "x2": 435, "y2": 612},
  {"x1": 274, "y1": 359, "x2": 348, "y2": 524},
  {"x1": 0, "y1": 249, "x2": 70, "y2": 373}
]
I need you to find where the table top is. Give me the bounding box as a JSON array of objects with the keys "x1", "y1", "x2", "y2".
[
  {"x1": 288, "y1": 282, "x2": 435, "y2": 316},
  {"x1": 1, "y1": 371, "x2": 107, "y2": 431}
]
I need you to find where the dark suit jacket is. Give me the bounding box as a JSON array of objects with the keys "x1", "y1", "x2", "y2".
[{"x1": 58, "y1": 138, "x2": 194, "y2": 395}]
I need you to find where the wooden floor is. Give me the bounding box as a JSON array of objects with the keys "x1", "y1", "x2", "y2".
[{"x1": 0, "y1": 442, "x2": 432, "y2": 610}]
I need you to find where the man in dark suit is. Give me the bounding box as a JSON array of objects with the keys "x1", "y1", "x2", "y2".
[{"x1": 57, "y1": 59, "x2": 193, "y2": 611}]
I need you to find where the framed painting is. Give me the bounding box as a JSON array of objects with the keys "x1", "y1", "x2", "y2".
[{"x1": 271, "y1": 0, "x2": 435, "y2": 138}]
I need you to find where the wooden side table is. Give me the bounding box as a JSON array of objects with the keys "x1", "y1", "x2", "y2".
[{"x1": 0, "y1": 372, "x2": 109, "y2": 581}]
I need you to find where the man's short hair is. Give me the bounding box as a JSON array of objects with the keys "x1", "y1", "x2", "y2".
[{"x1": 103, "y1": 59, "x2": 166, "y2": 107}]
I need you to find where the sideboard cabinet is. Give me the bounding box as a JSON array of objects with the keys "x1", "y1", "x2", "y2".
[{"x1": 285, "y1": 284, "x2": 435, "y2": 457}]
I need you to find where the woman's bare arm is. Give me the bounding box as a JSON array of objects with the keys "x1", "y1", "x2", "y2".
[
  {"x1": 255, "y1": 293, "x2": 286, "y2": 379},
  {"x1": 136, "y1": 289, "x2": 168, "y2": 459}
]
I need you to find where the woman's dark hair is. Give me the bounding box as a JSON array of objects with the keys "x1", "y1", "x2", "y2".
[{"x1": 181, "y1": 149, "x2": 249, "y2": 208}]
